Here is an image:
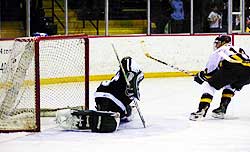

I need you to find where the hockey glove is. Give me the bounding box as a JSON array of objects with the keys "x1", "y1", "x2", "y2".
[
  {"x1": 194, "y1": 71, "x2": 208, "y2": 84},
  {"x1": 231, "y1": 83, "x2": 244, "y2": 91}
]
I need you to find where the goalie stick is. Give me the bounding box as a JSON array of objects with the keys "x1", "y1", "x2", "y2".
[
  {"x1": 144, "y1": 52, "x2": 196, "y2": 76},
  {"x1": 111, "y1": 43, "x2": 146, "y2": 128}
]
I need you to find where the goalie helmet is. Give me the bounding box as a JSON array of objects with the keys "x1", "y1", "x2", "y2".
[{"x1": 121, "y1": 56, "x2": 141, "y2": 73}]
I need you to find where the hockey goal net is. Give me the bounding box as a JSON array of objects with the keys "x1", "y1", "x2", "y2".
[{"x1": 0, "y1": 35, "x2": 89, "y2": 132}]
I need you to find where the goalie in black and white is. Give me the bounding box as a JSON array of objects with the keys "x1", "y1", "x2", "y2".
[
  {"x1": 190, "y1": 35, "x2": 250, "y2": 121},
  {"x1": 56, "y1": 56, "x2": 144, "y2": 132}
]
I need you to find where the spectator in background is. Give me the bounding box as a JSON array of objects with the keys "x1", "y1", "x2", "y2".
[
  {"x1": 207, "y1": 4, "x2": 222, "y2": 33},
  {"x1": 170, "y1": 0, "x2": 185, "y2": 33},
  {"x1": 20, "y1": 0, "x2": 26, "y2": 31},
  {"x1": 151, "y1": 0, "x2": 172, "y2": 34},
  {"x1": 221, "y1": 0, "x2": 228, "y2": 32},
  {"x1": 246, "y1": 15, "x2": 250, "y2": 32},
  {"x1": 30, "y1": 0, "x2": 41, "y2": 34},
  {"x1": 233, "y1": 15, "x2": 240, "y2": 30}
]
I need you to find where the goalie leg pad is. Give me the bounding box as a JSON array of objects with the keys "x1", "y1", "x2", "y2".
[
  {"x1": 56, "y1": 109, "x2": 95, "y2": 130},
  {"x1": 56, "y1": 110, "x2": 120, "y2": 132},
  {"x1": 71, "y1": 110, "x2": 95, "y2": 130},
  {"x1": 73, "y1": 110, "x2": 121, "y2": 132},
  {"x1": 91, "y1": 111, "x2": 120, "y2": 133}
]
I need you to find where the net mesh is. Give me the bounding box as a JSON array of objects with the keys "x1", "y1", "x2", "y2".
[
  {"x1": 0, "y1": 39, "x2": 36, "y2": 131},
  {"x1": 0, "y1": 35, "x2": 88, "y2": 132}
]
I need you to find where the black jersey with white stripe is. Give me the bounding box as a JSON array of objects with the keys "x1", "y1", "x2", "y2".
[{"x1": 96, "y1": 71, "x2": 132, "y2": 106}]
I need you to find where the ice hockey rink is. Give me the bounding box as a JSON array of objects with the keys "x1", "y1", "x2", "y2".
[{"x1": 1, "y1": 77, "x2": 250, "y2": 152}]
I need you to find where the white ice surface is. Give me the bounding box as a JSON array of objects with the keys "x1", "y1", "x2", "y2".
[{"x1": 1, "y1": 77, "x2": 250, "y2": 152}]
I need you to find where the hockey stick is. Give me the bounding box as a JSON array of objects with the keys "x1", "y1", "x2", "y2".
[
  {"x1": 111, "y1": 43, "x2": 146, "y2": 128},
  {"x1": 139, "y1": 40, "x2": 195, "y2": 76},
  {"x1": 144, "y1": 52, "x2": 196, "y2": 76},
  {"x1": 144, "y1": 51, "x2": 250, "y2": 75}
]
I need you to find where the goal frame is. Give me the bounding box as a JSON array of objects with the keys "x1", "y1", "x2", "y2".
[{"x1": 0, "y1": 34, "x2": 89, "y2": 132}]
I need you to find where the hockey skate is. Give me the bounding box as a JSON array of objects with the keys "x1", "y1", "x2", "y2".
[
  {"x1": 212, "y1": 100, "x2": 230, "y2": 119},
  {"x1": 189, "y1": 102, "x2": 210, "y2": 121},
  {"x1": 212, "y1": 108, "x2": 225, "y2": 119},
  {"x1": 189, "y1": 109, "x2": 207, "y2": 121}
]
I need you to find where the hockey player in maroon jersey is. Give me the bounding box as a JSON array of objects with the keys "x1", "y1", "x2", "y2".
[
  {"x1": 190, "y1": 35, "x2": 250, "y2": 121},
  {"x1": 56, "y1": 56, "x2": 144, "y2": 132}
]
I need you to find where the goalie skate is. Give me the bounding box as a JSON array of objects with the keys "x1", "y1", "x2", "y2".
[{"x1": 121, "y1": 104, "x2": 136, "y2": 122}]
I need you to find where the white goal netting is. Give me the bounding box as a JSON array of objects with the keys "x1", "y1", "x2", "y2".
[{"x1": 0, "y1": 35, "x2": 89, "y2": 132}]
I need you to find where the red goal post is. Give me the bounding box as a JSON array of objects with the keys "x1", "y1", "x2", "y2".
[{"x1": 0, "y1": 35, "x2": 89, "y2": 132}]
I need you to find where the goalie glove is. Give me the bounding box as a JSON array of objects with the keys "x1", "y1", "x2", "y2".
[
  {"x1": 125, "y1": 71, "x2": 144, "y2": 100},
  {"x1": 194, "y1": 71, "x2": 208, "y2": 84},
  {"x1": 125, "y1": 85, "x2": 135, "y2": 98},
  {"x1": 125, "y1": 85, "x2": 141, "y2": 101}
]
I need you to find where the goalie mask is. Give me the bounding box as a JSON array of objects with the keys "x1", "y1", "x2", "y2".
[{"x1": 121, "y1": 56, "x2": 141, "y2": 74}]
